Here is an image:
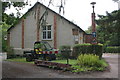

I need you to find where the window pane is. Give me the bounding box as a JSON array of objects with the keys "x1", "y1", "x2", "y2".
[
  {"x1": 48, "y1": 31, "x2": 51, "y2": 39},
  {"x1": 43, "y1": 26, "x2": 46, "y2": 30},
  {"x1": 47, "y1": 25, "x2": 51, "y2": 30},
  {"x1": 43, "y1": 31, "x2": 46, "y2": 39},
  {"x1": 74, "y1": 35, "x2": 78, "y2": 41}
]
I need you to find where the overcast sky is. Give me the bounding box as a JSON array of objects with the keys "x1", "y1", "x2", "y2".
[{"x1": 5, "y1": 0, "x2": 118, "y2": 30}]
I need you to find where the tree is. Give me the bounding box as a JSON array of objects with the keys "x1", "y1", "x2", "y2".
[
  {"x1": 96, "y1": 10, "x2": 120, "y2": 46},
  {"x1": 85, "y1": 26, "x2": 92, "y2": 34},
  {"x1": 2, "y1": 1, "x2": 29, "y2": 52},
  {"x1": 85, "y1": 10, "x2": 120, "y2": 46},
  {"x1": 2, "y1": 13, "x2": 19, "y2": 25},
  {"x1": 0, "y1": 23, "x2": 11, "y2": 52},
  {"x1": 2, "y1": 1, "x2": 31, "y2": 12}
]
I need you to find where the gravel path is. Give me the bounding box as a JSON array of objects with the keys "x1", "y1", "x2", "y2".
[{"x1": 2, "y1": 53, "x2": 119, "y2": 78}]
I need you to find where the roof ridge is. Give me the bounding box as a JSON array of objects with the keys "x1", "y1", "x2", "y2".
[{"x1": 7, "y1": 1, "x2": 86, "y2": 34}]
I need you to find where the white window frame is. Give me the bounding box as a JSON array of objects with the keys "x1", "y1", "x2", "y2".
[
  {"x1": 74, "y1": 35, "x2": 79, "y2": 42},
  {"x1": 42, "y1": 25, "x2": 52, "y2": 40}
]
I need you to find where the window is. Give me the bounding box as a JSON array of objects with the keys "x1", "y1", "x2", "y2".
[
  {"x1": 42, "y1": 25, "x2": 52, "y2": 40},
  {"x1": 72, "y1": 28, "x2": 79, "y2": 44},
  {"x1": 74, "y1": 35, "x2": 79, "y2": 44}
]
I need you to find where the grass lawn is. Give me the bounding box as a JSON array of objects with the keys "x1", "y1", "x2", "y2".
[
  {"x1": 52, "y1": 59, "x2": 77, "y2": 65},
  {"x1": 52, "y1": 59, "x2": 108, "y2": 67},
  {"x1": 6, "y1": 58, "x2": 77, "y2": 65},
  {"x1": 52, "y1": 59, "x2": 108, "y2": 72},
  {"x1": 6, "y1": 57, "x2": 34, "y2": 64},
  {"x1": 6, "y1": 57, "x2": 108, "y2": 72},
  {"x1": 6, "y1": 58, "x2": 77, "y2": 66},
  {"x1": 6, "y1": 58, "x2": 108, "y2": 67}
]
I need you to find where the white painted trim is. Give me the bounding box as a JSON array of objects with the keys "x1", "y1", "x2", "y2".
[{"x1": 41, "y1": 25, "x2": 53, "y2": 40}]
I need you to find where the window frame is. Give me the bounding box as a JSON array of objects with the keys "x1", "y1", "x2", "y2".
[{"x1": 42, "y1": 25, "x2": 52, "y2": 40}]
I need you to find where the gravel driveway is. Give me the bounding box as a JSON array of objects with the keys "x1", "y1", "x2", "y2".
[{"x1": 2, "y1": 53, "x2": 119, "y2": 78}]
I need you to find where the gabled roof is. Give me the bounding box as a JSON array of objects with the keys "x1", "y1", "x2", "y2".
[{"x1": 7, "y1": 2, "x2": 86, "y2": 34}]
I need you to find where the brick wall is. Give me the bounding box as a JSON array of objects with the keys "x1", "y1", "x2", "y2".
[{"x1": 85, "y1": 34, "x2": 93, "y2": 43}]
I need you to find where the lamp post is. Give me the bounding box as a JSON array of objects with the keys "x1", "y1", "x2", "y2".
[{"x1": 90, "y1": 2, "x2": 97, "y2": 44}]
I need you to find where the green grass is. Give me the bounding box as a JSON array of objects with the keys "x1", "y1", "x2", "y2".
[
  {"x1": 6, "y1": 57, "x2": 34, "y2": 64},
  {"x1": 6, "y1": 58, "x2": 108, "y2": 72},
  {"x1": 52, "y1": 59, "x2": 108, "y2": 68},
  {"x1": 52, "y1": 59, "x2": 108, "y2": 72},
  {"x1": 6, "y1": 58, "x2": 77, "y2": 65},
  {"x1": 52, "y1": 59, "x2": 77, "y2": 65},
  {"x1": 100, "y1": 59, "x2": 109, "y2": 67}
]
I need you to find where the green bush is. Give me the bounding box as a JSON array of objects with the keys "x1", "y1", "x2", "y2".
[
  {"x1": 56, "y1": 53, "x2": 64, "y2": 60},
  {"x1": 105, "y1": 46, "x2": 120, "y2": 53},
  {"x1": 71, "y1": 54, "x2": 108, "y2": 72},
  {"x1": 59, "y1": 45, "x2": 71, "y2": 50},
  {"x1": 2, "y1": 40, "x2": 7, "y2": 52},
  {"x1": 6, "y1": 46, "x2": 14, "y2": 54},
  {"x1": 72, "y1": 43, "x2": 103, "y2": 58},
  {"x1": 6, "y1": 46, "x2": 15, "y2": 59},
  {"x1": 103, "y1": 45, "x2": 107, "y2": 53},
  {"x1": 7, "y1": 54, "x2": 16, "y2": 59},
  {"x1": 57, "y1": 45, "x2": 71, "y2": 59},
  {"x1": 77, "y1": 54, "x2": 103, "y2": 67}
]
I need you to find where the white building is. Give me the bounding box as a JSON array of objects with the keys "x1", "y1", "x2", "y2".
[{"x1": 7, "y1": 2, "x2": 89, "y2": 55}]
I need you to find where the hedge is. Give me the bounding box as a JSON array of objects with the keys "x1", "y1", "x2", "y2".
[
  {"x1": 72, "y1": 43, "x2": 103, "y2": 59},
  {"x1": 105, "y1": 46, "x2": 120, "y2": 53},
  {"x1": 56, "y1": 45, "x2": 71, "y2": 59}
]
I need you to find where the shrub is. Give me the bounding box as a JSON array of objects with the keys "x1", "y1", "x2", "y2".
[
  {"x1": 105, "y1": 46, "x2": 120, "y2": 53},
  {"x1": 103, "y1": 45, "x2": 107, "y2": 53},
  {"x1": 57, "y1": 45, "x2": 71, "y2": 59},
  {"x1": 77, "y1": 54, "x2": 102, "y2": 67},
  {"x1": 72, "y1": 43, "x2": 103, "y2": 58},
  {"x1": 56, "y1": 53, "x2": 64, "y2": 60},
  {"x1": 72, "y1": 54, "x2": 108, "y2": 72},
  {"x1": 7, "y1": 54, "x2": 16, "y2": 59},
  {"x1": 59, "y1": 45, "x2": 71, "y2": 50},
  {"x1": 6, "y1": 46, "x2": 15, "y2": 59}
]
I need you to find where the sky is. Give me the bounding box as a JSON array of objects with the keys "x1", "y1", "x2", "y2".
[{"x1": 5, "y1": 0, "x2": 118, "y2": 30}]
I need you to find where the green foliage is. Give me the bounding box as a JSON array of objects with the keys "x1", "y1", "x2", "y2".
[
  {"x1": 59, "y1": 45, "x2": 71, "y2": 50},
  {"x1": 6, "y1": 46, "x2": 15, "y2": 59},
  {"x1": 2, "y1": 13, "x2": 19, "y2": 25},
  {"x1": 6, "y1": 46, "x2": 14, "y2": 54},
  {"x1": 1, "y1": 13, "x2": 19, "y2": 52},
  {"x1": 105, "y1": 46, "x2": 120, "y2": 53},
  {"x1": 6, "y1": 58, "x2": 34, "y2": 64},
  {"x1": 7, "y1": 54, "x2": 16, "y2": 59},
  {"x1": 52, "y1": 59, "x2": 77, "y2": 65},
  {"x1": 71, "y1": 54, "x2": 108, "y2": 72},
  {"x1": 85, "y1": 26, "x2": 92, "y2": 34},
  {"x1": 77, "y1": 54, "x2": 103, "y2": 67},
  {"x1": 73, "y1": 43, "x2": 103, "y2": 58},
  {"x1": 56, "y1": 53, "x2": 65, "y2": 60},
  {"x1": 2, "y1": 1, "x2": 31, "y2": 19},
  {"x1": 57, "y1": 45, "x2": 71, "y2": 59},
  {"x1": 1, "y1": 3, "x2": 21, "y2": 52},
  {"x1": 96, "y1": 10, "x2": 120, "y2": 46},
  {"x1": 2, "y1": 2, "x2": 27, "y2": 12},
  {"x1": 0, "y1": 23, "x2": 11, "y2": 52}
]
